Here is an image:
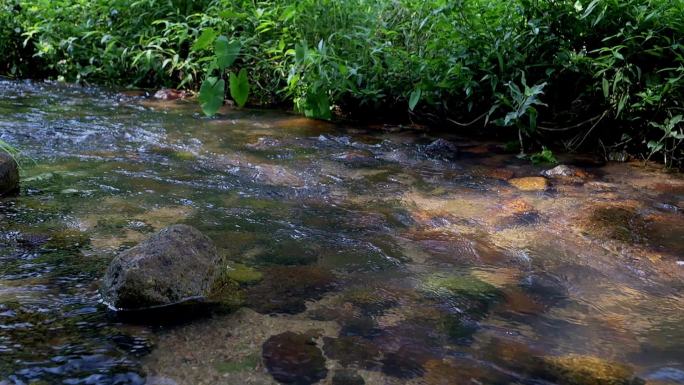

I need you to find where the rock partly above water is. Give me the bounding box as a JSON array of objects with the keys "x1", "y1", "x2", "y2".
[
  {"x1": 0, "y1": 152, "x2": 19, "y2": 195},
  {"x1": 542, "y1": 164, "x2": 591, "y2": 183},
  {"x1": 424, "y1": 139, "x2": 459, "y2": 161},
  {"x1": 101, "y1": 224, "x2": 221, "y2": 311}
]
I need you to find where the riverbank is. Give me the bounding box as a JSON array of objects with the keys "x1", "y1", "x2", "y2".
[{"x1": 2, "y1": 0, "x2": 683, "y2": 166}]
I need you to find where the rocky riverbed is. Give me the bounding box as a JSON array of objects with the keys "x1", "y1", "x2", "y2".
[{"x1": 0, "y1": 80, "x2": 683, "y2": 385}]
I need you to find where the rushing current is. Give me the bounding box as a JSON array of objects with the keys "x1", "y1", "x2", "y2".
[{"x1": 0, "y1": 80, "x2": 683, "y2": 385}]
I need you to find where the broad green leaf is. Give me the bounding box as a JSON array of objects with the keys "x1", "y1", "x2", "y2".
[
  {"x1": 295, "y1": 43, "x2": 306, "y2": 64},
  {"x1": 602, "y1": 78, "x2": 610, "y2": 98},
  {"x1": 229, "y1": 68, "x2": 250, "y2": 107},
  {"x1": 409, "y1": 88, "x2": 421, "y2": 111},
  {"x1": 198, "y1": 77, "x2": 225, "y2": 116},
  {"x1": 192, "y1": 28, "x2": 217, "y2": 51},
  {"x1": 215, "y1": 36, "x2": 241, "y2": 71}
]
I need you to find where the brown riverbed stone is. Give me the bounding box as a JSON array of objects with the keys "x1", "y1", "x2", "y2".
[
  {"x1": 508, "y1": 176, "x2": 549, "y2": 191},
  {"x1": 541, "y1": 354, "x2": 639, "y2": 385}
]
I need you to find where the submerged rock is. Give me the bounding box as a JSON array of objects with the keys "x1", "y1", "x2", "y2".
[
  {"x1": 582, "y1": 204, "x2": 646, "y2": 243},
  {"x1": 262, "y1": 331, "x2": 328, "y2": 385},
  {"x1": 423, "y1": 358, "x2": 512, "y2": 385},
  {"x1": 323, "y1": 336, "x2": 381, "y2": 369},
  {"x1": 508, "y1": 176, "x2": 549, "y2": 191},
  {"x1": 332, "y1": 150, "x2": 379, "y2": 167},
  {"x1": 101, "y1": 224, "x2": 220, "y2": 310},
  {"x1": 245, "y1": 266, "x2": 336, "y2": 314},
  {"x1": 0, "y1": 152, "x2": 19, "y2": 195},
  {"x1": 251, "y1": 164, "x2": 305, "y2": 187},
  {"x1": 381, "y1": 344, "x2": 431, "y2": 379},
  {"x1": 225, "y1": 263, "x2": 263, "y2": 285},
  {"x1": 540, "y1": 354, "x2": 642, "y2": 385},
  {"x1": 332, "y1": 369, "x2": 365, "y2": 385}
]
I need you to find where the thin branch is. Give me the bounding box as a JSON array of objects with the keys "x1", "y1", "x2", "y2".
[
  {"x1": 446, "y1": 112, "x2": 488, "y2": 127},
  {"x1": 568, "y1": 110, "x2": 609, "y2": 150},
  {"x1": 538, "y1": 112, "x2": 608, "y2": 132}
]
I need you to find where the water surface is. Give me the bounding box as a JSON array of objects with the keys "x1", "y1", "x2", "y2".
[{"x1": 1, "y1": 80, "x2": 683, "y2": 385}]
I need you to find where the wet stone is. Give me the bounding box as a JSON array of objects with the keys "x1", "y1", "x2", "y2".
[
  {"x1": 423, "y1": 358, "x2": 512, "y2": 385},
  {"x1": 508, "y1": 176, "x2": 549, "y2": 191},
  {"x1": 583, "y1": 204, "x2": 647, "y2": 243},
  {"x1": 542, "y1": 164, "x2": 590, "y2": 181},
  {"x1": 540, "y1": 354, "x2": 642, "y2": 385},
  {"x1": 420, "y1": 273, "x2": 502, "y2": 315},
  {"x1": 262, "y1": 331, "x2": 328, "y2": 385},
  {"x1": 332, "y1": 150, "x2": 379, "y2": 167},
  {"x1": 153, "y1": 89, "x2": 186, "y2": 100},
  {"x1": 246, "y1": 136, "x2": 281, "y2": 150},
  {"x1": 0, "y1": 152, "x2": 20, "y2": 195},
  {"x1": 101, "y1": 224, "x2": 220, "y2": 311},
  {"x1": 424, "y1": 139, "x2": 459, "y2": 161}
]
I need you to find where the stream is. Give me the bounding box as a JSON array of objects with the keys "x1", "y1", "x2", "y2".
[{"x1": 1, "y1": 80, "x2": 683, "y2": 385}]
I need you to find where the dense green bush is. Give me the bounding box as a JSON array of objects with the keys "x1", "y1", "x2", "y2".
[{"x1": 1, "y1": 0, "x2": 682, "y2": 165}]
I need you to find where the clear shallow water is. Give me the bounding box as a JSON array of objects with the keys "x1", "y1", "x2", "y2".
[{"x1": 0, "y1": 80, "x2": 683, "y2": 385}]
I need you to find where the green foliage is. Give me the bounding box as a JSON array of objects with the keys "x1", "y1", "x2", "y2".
[
  {"x1": 198, "y1": 76, "x2": 225, "y2": 116},
  {"x1": 647, "y1": 115, "x2": 684, "y2": 167},
  {"x1": 0, "y1": 139, "x2": 19, "y2": 158},
  {"x1": 1, "y1": 0, "x2": 682, "y2": 165},
  {"x1": 530, "y1": 147, "x2": 558, "y2": 165},
  {"x1": 229, "y1": 68, "x2": 250, "y2": 108},
  {"x1": 214, "y1": 36, "x2": 240, "y2": 71}
]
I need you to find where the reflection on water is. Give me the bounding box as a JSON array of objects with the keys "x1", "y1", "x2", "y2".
[{"x1": 1, "y1": 80, "x2": 683, "y2": 385}]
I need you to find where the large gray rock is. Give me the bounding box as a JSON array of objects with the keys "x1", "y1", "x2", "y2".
[
  {"x1": 102, "y1": 224, "x2": 220, "y2": 311},
  {"x1": 0, "y1": 152, "x2": 19, "y2": 195}
]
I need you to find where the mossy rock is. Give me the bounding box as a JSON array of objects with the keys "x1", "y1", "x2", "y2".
[
  {"x1": 207, "y1": 273, "x2": 245, "y2": 308},
  {"x1": 585, "y1": 205, "x2": 646, "y2": 243},
  {"x1": 422, "y1": 274, "x2": 500, "y2": 303},
  {"x1": 540, "y1": 354, "x2": 642, "y2": 385},
  {"x1": 420, "y1": 273, "x2": 502, "y2": 321},
  {"x1": 225, "y1": 263, "x2": 263, "y2": 285}
]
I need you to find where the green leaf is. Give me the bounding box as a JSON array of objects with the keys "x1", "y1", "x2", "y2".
[
  {"x1": 198, "y1": 77, "x2": 225, "y2": 117},
  {"x1": 300, "y1": 89, "x2": 331, "y2": 120},
  {"x1": 295, "y1": 43, "x2": 306, "y2": 64},
  {"x1": 192, "y1": 28, "x2": 217, "y2": 51},
  {"x1": 215, "y1": 36, "x2": 241, "y2": 71},
  {"x1": 409, "y1": 88, "x2": 422, "y2": 111},
  {"x1": 602, "y1": 78, "x2": 610, "y2": 98},
  {"x1": 229, "y1": 68, "x2": 250, "y2": 108}
]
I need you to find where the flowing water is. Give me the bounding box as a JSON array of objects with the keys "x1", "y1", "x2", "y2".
[{"x1": 0, "y1": 80, "x2": 683, "y2": 385}]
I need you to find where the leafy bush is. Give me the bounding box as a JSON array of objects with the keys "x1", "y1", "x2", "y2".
[{"x1": 1, "y1": 0, "x2": 682, "y2": 166}]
